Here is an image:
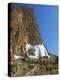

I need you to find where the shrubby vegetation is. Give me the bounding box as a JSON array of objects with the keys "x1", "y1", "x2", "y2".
[{"x1": 27, "y1": 47, "x2": 35, "y2": 56}]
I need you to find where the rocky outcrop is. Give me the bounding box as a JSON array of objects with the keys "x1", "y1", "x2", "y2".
[{"x1": 10, "y1": 4, "x2": 43, "y2": 56}]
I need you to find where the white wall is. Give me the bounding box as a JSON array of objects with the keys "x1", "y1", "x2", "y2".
[{"x1": 26, "y1": 44, "x2": 49, "y2": 59}]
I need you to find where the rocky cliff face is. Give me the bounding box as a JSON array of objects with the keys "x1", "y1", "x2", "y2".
[
  {"x1": 10, "y1": 5, "x2": 43, "y2": 56},
  {"x1": 9, "y1": 4, "x2": 43, "y2": 76},
  {"x1": 11, "y1": 5, "x2": 43, "y2": 44}
]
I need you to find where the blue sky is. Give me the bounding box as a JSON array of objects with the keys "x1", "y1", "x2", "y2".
[{"x1": 16, "y1": 3, "x2": 58, "y2": 56}]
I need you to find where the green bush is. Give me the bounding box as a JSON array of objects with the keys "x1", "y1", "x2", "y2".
[
  {"x1": 53, "y1": 64, "x2": 58, "y2": 69},
  {"x1": 27, "y1": 48, "x2": 35, "y2": 56},
  {"x1": 11, "y1": 64, "x2": 17, "y2": 74},
  {"x1": 25, "y1": 57, "x2": 38, "y2": 64},
  {"x1": 46, "y1": 65, "x2": 53, "y2": 71}
]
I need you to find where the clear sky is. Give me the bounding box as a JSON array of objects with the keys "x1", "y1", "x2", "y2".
[{"x1": 16, "y1": 3, "x2": 58, "y2": 56}]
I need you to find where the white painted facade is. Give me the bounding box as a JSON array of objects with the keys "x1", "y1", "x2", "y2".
[
  {"x1": 14, "y1": 43, "x2": 50, "y2": 60},
  {"x1": 26, "y1": 43, "x2": 50, "y2": 59}
]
